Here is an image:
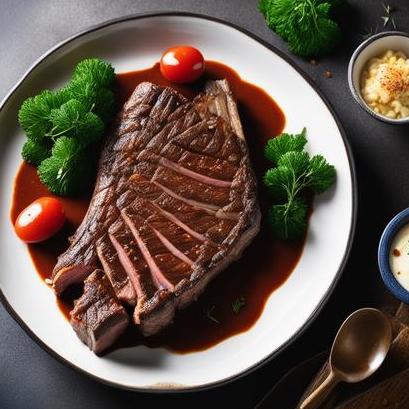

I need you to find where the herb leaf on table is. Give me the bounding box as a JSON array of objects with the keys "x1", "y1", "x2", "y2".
[{"x1": 258, "y1": 0, "x2": 344, "y2": 57}]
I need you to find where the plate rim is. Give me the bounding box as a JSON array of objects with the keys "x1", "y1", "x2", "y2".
[{"x1": 0, "y1": 11, "x2": 358, "y2": 393}]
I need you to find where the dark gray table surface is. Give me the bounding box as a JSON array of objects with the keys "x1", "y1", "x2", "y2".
[{"x1": 2, "y1": 1, "x2": 409, "y2": 408}]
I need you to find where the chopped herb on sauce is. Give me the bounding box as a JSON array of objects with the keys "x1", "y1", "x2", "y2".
[
  {"x1": 204, "y1": 305, "x2": 220, "y2": 324},
  {"x1": 232, "y1": 297, "x2": 246, "y2": 314}
]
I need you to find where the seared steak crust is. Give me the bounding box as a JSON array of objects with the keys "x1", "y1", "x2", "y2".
[
  {"x1": 54, "y1": 79, "x2": 260, "y2": 348},
  {"x1": 70, "y1": 270, "x2": 129, "y2": 353}
]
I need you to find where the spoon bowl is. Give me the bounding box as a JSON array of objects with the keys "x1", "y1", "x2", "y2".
[
  {"x1": 331, "y1": 308, "x2": 392, "y2": 383},
  {"x1": 299, "y1": 308, "x2": 392, "y2": 409}
]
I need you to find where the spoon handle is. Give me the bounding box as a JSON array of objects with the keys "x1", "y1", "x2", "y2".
[{"x1": 298, "y1": 371, "x2": 339, "y2": 409}]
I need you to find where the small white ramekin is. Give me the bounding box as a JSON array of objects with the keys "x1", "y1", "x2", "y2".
[{"x1": 348, "y1": 31, "x2": 409, "y2": 125}]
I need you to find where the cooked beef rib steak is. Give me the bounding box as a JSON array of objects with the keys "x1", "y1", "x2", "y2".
[
  {"x1": 53, "y1": 79, "x2": 260, "y2": 351},
  {"x1": 70, "y1": 270, "x2": 129, "y2": 354}
]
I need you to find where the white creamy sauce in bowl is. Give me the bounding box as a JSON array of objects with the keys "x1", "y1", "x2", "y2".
[{"x1": 389, "y1": 223, "x2": 409, "y2": 290}]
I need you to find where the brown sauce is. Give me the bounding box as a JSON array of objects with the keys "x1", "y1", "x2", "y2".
[{"x1": 10, "y1": 61, "x2": 306, "y2": 354}]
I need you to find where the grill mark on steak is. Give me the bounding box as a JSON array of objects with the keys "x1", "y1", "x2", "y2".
[
  {"x1": 153, "y1": 228, "x2": 195, "y2": 266},
  {"x1": 52, "y1": 84, "x2": 190, "y2": 292},
  {"x1": 122, "y1": 207, "x2": 192, "y2": 287},
  {"x1": 133, "y1": 152, "x2": 239, "y2": 218},
  {"x1": 109, "y1": 220, "x2": 157, "y2": 300},
  {"x1": 53, "y1": 79, "x2": 260, "y2": 349},
  {"x1": 151, "y1": 179, "x2": 239, "y2": 220},
  {"x1": 160, "y1": 143, "x2": 238, "y2": 180},
  {"x1": 152, "y1": 193, "x2": 236, "y2": 244},
  {"x1": 126, "y1": 197, "x2": 206, "y2": 262},
  {"x1": 172, "y1": 119, "x2": 242, "y2": 165},
  {"x1": 151, "y1": 179, "x2": 219, "y2": 212},
  {"x1": 152, "y1": 167, "x2": 231, "y2": 207},
  {"x1": 121, "y1": 209, "x2": 176, "y2": 291},
  {"x1": 153, "y1": 153, "x2": 233, "y2": 187},
  {"x1": 96, "y1": 235, "x2": 137, "y2": 305},
  {"x1": 149, "y1": 201, "x2": 215, "y2": 245},
  {"x1": 128, "y1": 174, "x2": 237, "y2": 244}
]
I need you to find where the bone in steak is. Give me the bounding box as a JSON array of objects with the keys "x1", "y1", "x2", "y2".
[{"x1": 53, "y1": 79, "x2": 261, "y2": 352}]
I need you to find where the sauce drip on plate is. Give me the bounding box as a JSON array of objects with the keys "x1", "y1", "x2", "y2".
[{"x1": 10, "y1": 61, "x2": 306, "y2": 354}]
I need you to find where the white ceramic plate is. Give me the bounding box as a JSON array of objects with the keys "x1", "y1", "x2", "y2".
[{"x1": 0, "y1": 13, "x2": 356, "y2": 392}]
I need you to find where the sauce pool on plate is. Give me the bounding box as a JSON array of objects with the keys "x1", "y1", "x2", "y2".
[{"x1": 11, "y1": 61, "x2": 307, "y2": 354}]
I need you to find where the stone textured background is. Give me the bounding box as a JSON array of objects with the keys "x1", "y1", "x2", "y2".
[{"x1": 1, "y1": 1, "x2": 409, "y2": 407}]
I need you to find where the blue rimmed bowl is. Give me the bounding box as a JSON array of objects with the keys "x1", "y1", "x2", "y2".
[{"x1": 378, "y1": 208, "x2": 409, "y2": 304}]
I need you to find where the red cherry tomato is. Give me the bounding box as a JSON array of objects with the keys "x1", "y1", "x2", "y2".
[
  {"x1": 160, "y1": 46, "x2": 205, "y2": 84},
  {"x1": 14, "y1": 197, "x2": 65, "y2": 243}
]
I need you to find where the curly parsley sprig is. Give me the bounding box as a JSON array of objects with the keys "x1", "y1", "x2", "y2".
[
  {"x1": 18, "y1": 58, "x2": 116, "y2": 195},
  {"x1": 38, "y1": 137, "x2": 93, "y2": 196},
  {"x1": 263, "y1": 128, "x2": 335, "y2": 239},
  {"x1": 259, "y1": 0, "x2": 344, "y2": 57}
]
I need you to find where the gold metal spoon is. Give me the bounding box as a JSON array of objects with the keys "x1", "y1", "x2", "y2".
[{"x1": 298, "y1": 308, "x2": 392, "y2": 409}]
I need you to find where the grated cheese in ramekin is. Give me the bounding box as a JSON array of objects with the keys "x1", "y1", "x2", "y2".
[{"x1": 361, "y1": 50, "x2": 409, "y2": 119}]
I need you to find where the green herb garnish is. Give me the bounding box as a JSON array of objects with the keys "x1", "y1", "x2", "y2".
[
  {"x1": 381, "y1": 3, "x2": 397, "y2": 29},
  {"x1": 258, "y1": 0, "x2": 343, "y2": 57},
  {"x1": 204, "y1": 305, "x2": 220, "y2": 324},
  {"x1": 361, "y1": 26, "x2": 378, "y2": 41},
  {"x1": 265, "y1": 127, "x2": 307, "y2": 163},
  {"x1": 21, "y1": 139, "x2": 51, "y2": 166},
  {"x1": 264, "y1": 128, "x2": 335, "y2": 240},
  {"x1": 18, "y1": 90, "x2": 68, "y2": 142},
  {"x1": 38, "y1": 137, "x2": 93, "y2": 196},
  {"x1": 18, "y1": 58, "x2": 115, "y2": 196},
  {"x1": 64, "y1": 79, "x2": 116, "y2": 123},
  {"x1": 72, "y1": 58, "x2": 115, "y2": 89},
  {"x1": 48, "y1": 99, "x2": 104, "y2": 146},
  {"x1": 232, "y1": 297, "x2": 246, "y2": 314}
]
